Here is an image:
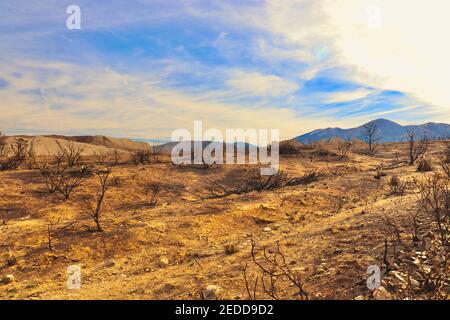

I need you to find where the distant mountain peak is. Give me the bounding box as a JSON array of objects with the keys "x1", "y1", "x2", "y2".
[
  {"x1": 364, "y1": 118, "x2": 402, "y2": 127},
  {"x1": 295, "y1": 119, "x2": 450, "y2": 144},
  {"x1": 373, "y1": 118, "x2": 396, "y2": 122}
]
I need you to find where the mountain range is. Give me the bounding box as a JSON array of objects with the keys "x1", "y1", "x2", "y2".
[{"x1": 294, "y1": 119, "x2": 450, "y2": 144}]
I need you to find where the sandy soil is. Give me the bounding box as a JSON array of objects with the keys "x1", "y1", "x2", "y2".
[{"x1": 0, "y1": 140, "x2": 448, "y2": 300}]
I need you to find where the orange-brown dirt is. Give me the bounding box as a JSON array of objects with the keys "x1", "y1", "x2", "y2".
[{"x1": 0, "y1": 140, "x2": 448, "y2": 300}]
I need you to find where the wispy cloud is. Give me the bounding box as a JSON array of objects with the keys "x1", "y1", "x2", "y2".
[
  {"x1": 226, "y1": 70, "x2": 299, "y2": 97},
  {"x1": 324, "y1": 89, "x2": 373, "y2": 104},
  {"x1": 0, "y1": 0, "x2": 448, "y2": 140},
  {"x1": 0, "y1": 59, "x2": 346, "y2": 139}
]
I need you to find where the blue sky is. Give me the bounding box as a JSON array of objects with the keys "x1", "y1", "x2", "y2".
[{"x1": 0, "y1": 0, "x2": 449, "y2": 140}]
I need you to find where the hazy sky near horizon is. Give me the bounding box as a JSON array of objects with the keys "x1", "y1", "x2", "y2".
[{"x1": 0, "y1": 0, "x2": 449, "y2": 140}]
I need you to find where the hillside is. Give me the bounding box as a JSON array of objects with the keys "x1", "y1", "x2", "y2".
[{"x1": 1, "y1": 135, "x2": 149, "y2": 157}]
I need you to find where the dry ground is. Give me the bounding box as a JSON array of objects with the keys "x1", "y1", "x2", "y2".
[{"x1": 0, "y1": 140, "x2": 448, "y2": 299}]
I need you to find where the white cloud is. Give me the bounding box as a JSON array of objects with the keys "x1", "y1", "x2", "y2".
[
  {"x1": 226, "y1": 70, "x2": 298, "y2": 97},
  {"x1": 200, "y1": 0, "x2": 450, "y2": 121},
  {"x1": 245, "y1": 0, "x2": 450, "y2": 121},
  {"x1": 0, "y1": 60, "x2": 341, "y2": 140},
  {"x1": 324, "y1": 89, "x2": 373, "y2": 103},
  {"x1": 322, "y1": 0, "x2": 450, "y2": 119}
]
